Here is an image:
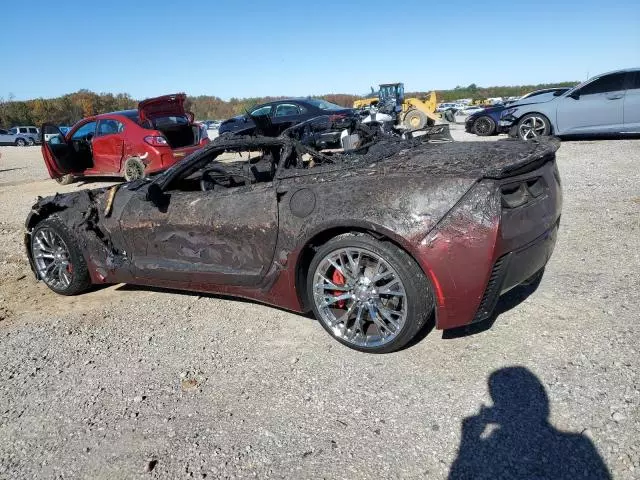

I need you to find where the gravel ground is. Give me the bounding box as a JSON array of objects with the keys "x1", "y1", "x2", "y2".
[{"x1": 0, "y1": 126, "x2": 639, "y2": 479}]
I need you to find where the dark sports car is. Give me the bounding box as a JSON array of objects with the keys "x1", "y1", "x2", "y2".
[
  {"x1": 218, "y1": 98, "x2": 356, "y2": 147},
  {"x1": 24, "y1": 133, "x2": 562, "y2": 353}
]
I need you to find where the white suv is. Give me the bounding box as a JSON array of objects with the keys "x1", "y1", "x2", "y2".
[{"x1": 0, "y1": 126, "x2": 40, "y2": 146}]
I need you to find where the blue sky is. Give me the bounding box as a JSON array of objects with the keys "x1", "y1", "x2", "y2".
[{"x1": 1, "y1": 0, "x2": 639, "y2": 100}]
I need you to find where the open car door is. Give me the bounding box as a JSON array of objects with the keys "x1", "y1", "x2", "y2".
[{"x1": 41, "y1": 123, "x2": 77, "y2": 178}]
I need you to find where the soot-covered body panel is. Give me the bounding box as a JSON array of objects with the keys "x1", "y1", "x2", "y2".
[{"x1": 25, "y1": 134, "x2": 562, "y2": 331}]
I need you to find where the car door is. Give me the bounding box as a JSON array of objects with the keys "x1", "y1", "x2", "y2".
[
  {"x1": 118, "y1": 168, "x2": 279, "y2": 287},
  {"x1": 41, "y1": 124, "x2": 92, "y2": 178},
  {"x1": 555, "y1": 72, "x2": 626, "y2": 134},
  {"x1": 247, "y1": 104, "x2": 277, "y2": 136},
  {"x1": 26, "y1": 127, "x2": 38, "y2": 143},
  {"x1": 623, "y1": 71, "x2": 640, "y2": 132},
  {"x1": 93, "y1": 118, "x2": 125, "y2": 173},
  {"x1": 271, "y1": 103, "x2": 303, "y2": 134}
]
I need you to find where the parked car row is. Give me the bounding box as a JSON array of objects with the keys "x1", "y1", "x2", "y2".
[
  {"x1": 39, "y1": 93, "x2": 363, "y2": 184},
  {"x1": 202, "y1": 120, "x2": 222, "y2": 130},
  {"x1": 435, "y1": 102, "x2": 467, "y2": 112},
  {"x1": 465, "y1": 68, "x2": 640, "y2": 139},
  {"x1": 38, "y1": 67, "x2": 638, "y2": 188},
  {"x1": 465, "y1": 88, "x2": 571, "y2": 136}
]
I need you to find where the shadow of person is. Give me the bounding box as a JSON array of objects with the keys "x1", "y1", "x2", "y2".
[{"x1": 449, "y1": 367, "x2": 611, "y2": 480}]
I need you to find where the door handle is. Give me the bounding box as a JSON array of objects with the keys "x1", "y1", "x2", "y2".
[{"x1": 606, "y1": 94, "x2": 623, "y2": 100}]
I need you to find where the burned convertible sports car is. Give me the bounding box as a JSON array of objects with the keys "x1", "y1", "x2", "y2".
[{"x1": 25, "y1": 127, "x2": 562, "y2": 353}]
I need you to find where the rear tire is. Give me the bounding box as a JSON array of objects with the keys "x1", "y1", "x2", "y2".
[
  {"x1": 473, "y1": 116, "x2": 496, "y2": 136},
  {"x1": 403, "y1": 110, "x2": 428, "y2": 130},
  {"x1": 30, "y1": 217, "x2": 91, "y2": 296},
  {"x1": 306, "y1": 234, "x2": 434, "y2": 353},
  {"x1": 55, "y1": 174, "x2": 74, "y2": 185},
  {"x1": 123, "y1": 157, "x2": 145, "y2": 182},
  {"x1": 27, "y1": 138, "x2": 35, "y2": 146}
]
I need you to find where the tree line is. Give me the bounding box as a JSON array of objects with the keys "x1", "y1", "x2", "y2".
[
  {"x1": 0, "y1": 83, "x2": 577, "y2": 127},
  {"x1": 431, "y1": 82, "x2": 577, "y2": 102}
]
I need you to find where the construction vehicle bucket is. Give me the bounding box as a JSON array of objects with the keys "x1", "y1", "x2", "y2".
[{"x1": 407, "y1": 124, "x2": 454, "y2": 143}]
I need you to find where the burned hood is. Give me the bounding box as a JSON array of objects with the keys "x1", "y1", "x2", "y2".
[{"x1": 26, "y1": 188, "x2": 110, "y2": 229}]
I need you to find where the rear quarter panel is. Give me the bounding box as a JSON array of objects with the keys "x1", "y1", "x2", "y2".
[{"x1": 274, "y1": 171, "x2": 477, "y2": 291}]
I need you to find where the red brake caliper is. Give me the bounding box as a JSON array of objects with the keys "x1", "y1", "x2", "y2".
[{"x1": 332, "y1": 269, "x2": 346, "y2": 309}]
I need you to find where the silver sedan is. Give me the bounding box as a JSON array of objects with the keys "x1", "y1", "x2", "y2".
[{"x1": 500, "y1": 68, "x2": 640, "y2": 139}]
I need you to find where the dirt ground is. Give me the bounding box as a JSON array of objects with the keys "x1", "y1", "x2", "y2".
[{"x1": 0, "y1": 126, "x2": 639, "y2": 478}]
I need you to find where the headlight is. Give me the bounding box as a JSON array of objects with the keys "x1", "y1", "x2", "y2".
[{"x1": 501, "y1": 108, "x2": 517, "y2": 119}]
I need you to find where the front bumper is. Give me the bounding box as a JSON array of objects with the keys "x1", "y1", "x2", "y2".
[
  {"x1": 499, "y1": 118, "x2": 519, "y2": 137},
  {"x1": 464, "y1": 118, "x2": 475, "y2": 132},
  {"x1": 467, "y1": 117, "x2": 509, "y2": 135}
]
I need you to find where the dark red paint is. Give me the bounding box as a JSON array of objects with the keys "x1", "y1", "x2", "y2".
[{"x1": 26, "y1": 135, "x2": 562, "y2": 331}]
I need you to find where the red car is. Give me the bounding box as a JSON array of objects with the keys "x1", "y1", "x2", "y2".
[{"x1": 41, "y1": 94, "x2": 209, "y2": 184}]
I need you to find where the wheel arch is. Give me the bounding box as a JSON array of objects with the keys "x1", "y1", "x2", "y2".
[
  {"x1": 24, "y1": 209, "x2": 59, "y2": 276},
  {"x1": 518, "y1": 111, "x2": 554, "y2": 135},
  {"x1": 292, "y1": 221, "x2": 428, "y2": 312},
  {"x1": 473, "y1": 115, "x2": 497, "y2": 135},
  {"x1": 24, "y1": 211, "x2": 60, "y2": 279}
]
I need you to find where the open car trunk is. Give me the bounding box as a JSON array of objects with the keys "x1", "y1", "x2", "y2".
[
  {"x1": 138, "y1": 93, "x2": 200, "y2": 149},
  {"x1": 152, "y1": 119, "x2": 201, "y2": 149}
]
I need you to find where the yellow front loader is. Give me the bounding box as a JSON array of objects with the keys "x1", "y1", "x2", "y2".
[{"x1": 353, "y1": 83, "x2": 442, "y2": 129}]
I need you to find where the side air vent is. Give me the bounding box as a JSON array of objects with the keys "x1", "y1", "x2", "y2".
[{"x1": 471, "y1": 253, "x2": 512, "y2": 324}]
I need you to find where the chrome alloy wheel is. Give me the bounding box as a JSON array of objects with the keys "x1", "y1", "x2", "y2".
[
  {"x1": 312, "y1": 247, "x2": 407, "y2": 348},
  {"x1": 32, "y1": 228, "x2": 74, "y2": 290},
  {"x1": 518, "y1": 116, "x2": 547, "y2": 139}
]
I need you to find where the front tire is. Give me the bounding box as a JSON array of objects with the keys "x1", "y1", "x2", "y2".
[
  {"x1": 31, "y1": 217, "x2": 91, "y2": 295},
  {"x1": 123, "y1": 157, "x2": 145, "y2": 182},
  {"x1": 403, "y1": 110, "x2": 428, "y2": 130},
  {"x1": 307, "y1": 234, "x2": 434, "y2": 353},
  {"x1": 517, "y1": 113, "x2": 550, "y2": 140},
  {"x1": 15, "y1": 138, "x2": 27, "y2": 147},
  {"x1": 473, "y1": 116, "x2": 496, "y2": 136}
]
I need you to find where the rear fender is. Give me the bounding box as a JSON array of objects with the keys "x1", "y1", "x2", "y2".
[{"x1": 414, "y1": 181, "x2": 502, "y2": 329}]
